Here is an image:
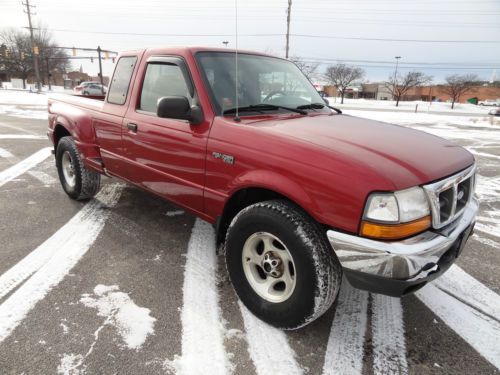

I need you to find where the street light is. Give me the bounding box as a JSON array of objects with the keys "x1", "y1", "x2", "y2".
[
  {"x1": 222, "y1": 41, "x2": 229, "y2": 47},
  {"x1": 393, "y1": 56, "x2": 401, "y2": 100}
]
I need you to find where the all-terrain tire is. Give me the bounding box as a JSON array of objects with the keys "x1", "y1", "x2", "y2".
[
  {"x1": 225, "y1": 199, "x2": 342, "y2": 329},
  {"x1": 56, "y1": 136, "x2": 101, "y2": 200}
]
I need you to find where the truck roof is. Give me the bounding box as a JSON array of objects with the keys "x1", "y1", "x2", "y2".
[{"x1": 119, "y1": 46, "x2": 272, "y2": 57}]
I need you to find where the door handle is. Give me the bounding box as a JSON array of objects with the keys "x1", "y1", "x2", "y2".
[{"x1": 127, "y1": 123, "x2": 138, "y2": 132}]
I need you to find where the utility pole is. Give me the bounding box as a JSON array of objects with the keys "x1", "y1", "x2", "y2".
[
  {"x1": 285, "y1": 0, "x2": 292, "y2": 58},
  {"x1": 97, "y1": 46, "x2": 104, "y2": 94},
  {"x1": 45, "y1": 56, "x2": 51, "y2": 91},
  {"x1": 393, "y1": 56, "x2": 401, "y2": 100},
  {"x1": 23, "y1": 0, "x2": 41, "y2": 92}
]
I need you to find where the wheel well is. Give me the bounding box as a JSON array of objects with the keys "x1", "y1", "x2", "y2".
[
  {"x1": 216, "y1": 187, "x2": 291, "y2": 244},
  {"x1": 53, "y1": 124, "x2": 71, "y2": 151}
]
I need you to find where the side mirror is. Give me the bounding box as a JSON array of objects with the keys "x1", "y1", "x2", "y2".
[
  {"x1": 157, "y1": 96, "x2": 203, "y2": 125},
  {"x1": 323, "y1": 97, "x2": 330, "y2": 106}
]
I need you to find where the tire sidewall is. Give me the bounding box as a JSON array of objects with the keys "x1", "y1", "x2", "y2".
[
  {"x1": 226, "y1": 206, "x2": 320, "y2": 328},
  {"x1": 56, "y1": 137, "x2": 83, "y2": 199}
]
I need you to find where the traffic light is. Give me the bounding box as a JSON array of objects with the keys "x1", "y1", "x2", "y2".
[
  {"x1": 33, "y1": 46, "x2": 39, "y2": 55},
  {"x1": 90, "y1": 56, "x2": 94, "y2": 63},
  {"x1": 112, "y1": 57, "x2": 115, "y2": 63},
  {"x1": 20, "y1": 52, "x2": 25, "y2": 60},
  {"x1": 72, "y1": 47, "x2": 76, "y2": 57},
  {"x1": 104, "y1": 51, "x2": 109, "y2": 60}
]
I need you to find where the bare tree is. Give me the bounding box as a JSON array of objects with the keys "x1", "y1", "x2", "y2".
[
  {"x1": 323, "y1": 64, "x2": 364, "y2": 104},
  {"x1": 384, "y1": 71, "x2": 432, "y2": 107},
  {"x1": 0, "y1": 29, "x2": 33, "y2": 88},
  {"x1": 442, "y1": 74, "x2": 479, "y2": 109},
  {"x1": 289, "y1": 56, "x2": 319, "y2": 81},
  {"x1": 0, "y1": 27, "x2": 70, "y2": 89}
]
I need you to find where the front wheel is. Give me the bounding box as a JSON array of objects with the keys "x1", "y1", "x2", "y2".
[
  {"x1": 56, "y1": 136, "x2": 101, "y2": 200},
  {"x1": 225, "y1": 200, "x2": 342, "y2": 329}
]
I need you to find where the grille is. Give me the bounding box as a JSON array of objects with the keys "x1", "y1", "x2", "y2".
[{"x1": 423, "y1": 165, "x2": 476, "y2": 229}]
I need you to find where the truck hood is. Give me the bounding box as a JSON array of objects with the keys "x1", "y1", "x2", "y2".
[{"x1": 243, "y1": 113, "x2": 474, "y2": 189}]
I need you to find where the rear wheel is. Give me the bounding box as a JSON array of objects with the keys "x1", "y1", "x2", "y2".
[
  {"x1": 56, "y1": 136, "x2": 101, "y2": 200},
  {"x1": 225, "y1": 200, "x2": 342, "y2": 329}
]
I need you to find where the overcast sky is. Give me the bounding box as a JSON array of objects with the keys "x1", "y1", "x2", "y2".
[{"x1": 1, "y1": 0, "x2": 500, "y2": 83}]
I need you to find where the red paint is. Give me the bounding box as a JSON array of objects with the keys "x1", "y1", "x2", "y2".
[{"x1": 47, "y1": 47, "x2": 474, "y2": 234}]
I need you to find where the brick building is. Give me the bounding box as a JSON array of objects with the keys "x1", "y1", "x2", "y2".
[{"x1": 323, "y1": 83, "x2": 500, "y2": 103}]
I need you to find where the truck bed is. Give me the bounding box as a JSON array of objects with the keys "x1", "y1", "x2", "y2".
[{"x1": 49, "y1": 93, "x2": 105, "y2": 111}]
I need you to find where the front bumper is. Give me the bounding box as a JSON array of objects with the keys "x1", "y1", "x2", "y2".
[{"x1": 327, "y1": 198, "x2": 478, "y2": 296}]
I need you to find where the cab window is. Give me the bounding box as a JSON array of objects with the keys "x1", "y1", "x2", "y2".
[
  {"x1": 107, "y1": 56, "x2": 137, "y2": 105},
  {"x1": 139, "y1": 63, "x2": 192, "y2": 114}
]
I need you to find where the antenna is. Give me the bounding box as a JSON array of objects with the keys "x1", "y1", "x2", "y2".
[{"x1": 234, "y1": 0, "x2": 241, "y2": 122}]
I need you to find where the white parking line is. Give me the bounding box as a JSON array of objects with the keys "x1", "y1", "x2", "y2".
[
  {"x1": 372, "y1": 294, "x2": 408, "y2": 375},
  {"x1": 239, "y1": 302, "x2": 302, "y2": 375},
  {"x1": 0, "y1": 121, "x2": 39, "y2": 135},
  {"x1": 0, "y1": 134, "x2": 46, "y2": 140},
  {"x1": 0, "y1": 148, "x2": 14, "y2": 158},
  {"x1": 0, "y1": 147, "x2": 56, "y2": 186},
  {"x1": 0, "y1": 147, "x2": 52, "y2": 187},
  {"x1": 0, "y1": 184, "x2": 123, "y2": 342},
  {"x1": 417, "y1": 267, "x2": 500, "y2": 369},
  {"x1": 0, "y1": 185, "x2": 122, "y2": 300},
  {"x1": 173, "y1": 219, "x2": 230, "y2": 374},
  {"x1": 322, "y1": 284, "x2": 368, "y2": 375},
  {"x1": 434, "y1": 265, "x2": 500, "y2": 320}
]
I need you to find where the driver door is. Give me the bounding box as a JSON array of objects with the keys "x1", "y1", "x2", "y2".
[{"x1": 121, "y1": 56, "x2": 210, "y2": 214}]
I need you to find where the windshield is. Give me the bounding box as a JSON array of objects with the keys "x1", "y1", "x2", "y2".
[{"x1": 196, "y1": 52, "x2": 328, "y2": 115}]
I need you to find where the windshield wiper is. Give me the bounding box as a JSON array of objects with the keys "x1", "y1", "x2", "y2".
[
  {"x1": 296, "y1": 103, "x2": 342, "y2": 114},
  {"x1": 296, "y1": 103, "x2": 326, "y2": 110},
  {"x1": 223, "y1": 104, "x2": 307, "y2": 116}
]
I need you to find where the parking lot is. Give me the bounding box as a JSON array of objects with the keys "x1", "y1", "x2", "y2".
[{"x1": 0, "y1": 93, "x2": 499, "y2": 374}]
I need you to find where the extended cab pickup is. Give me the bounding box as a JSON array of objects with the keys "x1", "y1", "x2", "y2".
[{"x1": 48, "y1": 47, "x2": 478, "y2": 329}]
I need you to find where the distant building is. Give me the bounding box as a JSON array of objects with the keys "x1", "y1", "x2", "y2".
[
  {"x1": 0, "y1": 69, "x2": 109, "y2": 89},
  {"x1": 323, "y1": 82, "x2": 500, "y2": 103}
]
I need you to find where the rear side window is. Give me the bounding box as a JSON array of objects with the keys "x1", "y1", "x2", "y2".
[
  {"x1": 139, "y1": 63, "x2": 192, "y2": 113},
  {"x1": 107, "y1": 56, "x2": 137, "y2": 105}
]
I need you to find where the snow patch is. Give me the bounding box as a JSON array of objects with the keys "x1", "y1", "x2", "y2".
[
  {"x1": 80, "y1": 284, "x2": 156, "y2": 350},
  {"x1": 0, "y1": 105, "x2": 47, "y2": 120},
  {"x1": 239, "y1": 302, "x2": 302, "y2": 375},
  {"x1": 168, "y1": 219, "x2": 231, "y2": 374},
  {"x1": 57, "y1": 353, "x2": 86, "y2": 375},
  {"x1": 164, "y1": 210, "x2": 185, "y2": 217},
  {"x1": 322, "y1": 284, "x2": 368, "y2": 375},
  {"x1": 372, "y1": 294, "x2": 408, "y2": 375},
  {"x1": 0, "y1": 184, "x2": 123, "y2": 342}
]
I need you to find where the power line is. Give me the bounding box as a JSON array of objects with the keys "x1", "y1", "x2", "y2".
[
  {"x1": 25, "y1": 27, "x2": 500, "y2": 44},
  {"x1": 301, "y1": 57, "x2": 500, "y2": 67}
]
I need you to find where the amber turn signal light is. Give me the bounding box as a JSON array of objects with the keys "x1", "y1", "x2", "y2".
[{"x1": 360, "y1": 215, "x2": 431, "y2": 240}]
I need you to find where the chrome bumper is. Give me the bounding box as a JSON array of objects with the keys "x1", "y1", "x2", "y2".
[{"x1": 327, "y1": 198, "x2": 478, "y2": 281}]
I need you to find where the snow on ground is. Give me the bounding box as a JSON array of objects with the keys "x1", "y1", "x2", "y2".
[
  {"x1": 0, "y1": 89, "x2": 49, "y2": 120},
  {"x1": 329, "y1": 97, "x2": 492, "y2": 115},
  {"x1": 80, "y1": 284, "x2": 156, "y2": 350},
  {"x1": 344, "y1": 109, "x2": 500, "y2": 142},
  {"x1": 0, "y1": 89, "x2": 49, "y2": 106}
]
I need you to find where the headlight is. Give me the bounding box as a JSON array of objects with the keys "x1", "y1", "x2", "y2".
[{"x1": 361, "y1": 187, "x2": 431, "y2": 240}]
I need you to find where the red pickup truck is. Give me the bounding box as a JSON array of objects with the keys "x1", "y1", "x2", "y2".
[{"x1": 48, "y1": 47, "x2": 478, "y2": 329}]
